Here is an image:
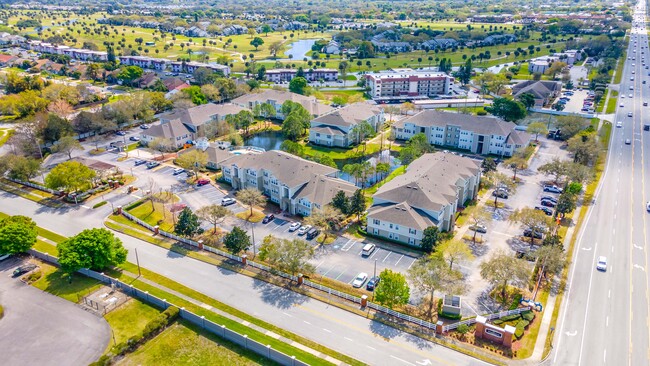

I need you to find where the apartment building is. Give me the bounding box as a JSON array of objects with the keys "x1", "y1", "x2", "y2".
[
  {"x1": 309, "y1": 102, "x2": 385, "y2": 147},
  {"x1": 119, "y1": 56, "x2": 168, "y2": 71},
  {"x1": 24, "y1": 41, "x2": 108, "y2": 61},
  {"x1": 367, "y1": 152, "x2": 481, "y2": 246},
  {"x1": 170, "y1": 61, "x2": 230, "y2": 76},
  {"x1": 220, "y1": 150, "x2": 357, "y2": 216},
  {"x1": 365, "y1": 68, "x2": 453, "y2": 102},
  {"x1": 265, "y1": 68, "x2": 338, "y2": 83},
  {"x1": 392, "y1": 110, "x2": 531, "y2": 157},
  {"x1": 159, "y1": 103, "x2": 248, "y2": 134},
  {"x1": 232, "y1": 90, "x2": 333, "y2": 120}
]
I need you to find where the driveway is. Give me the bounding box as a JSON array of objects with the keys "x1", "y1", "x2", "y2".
[{"x1": 0, "y1": 257, "x2": 110, "y2": 366}]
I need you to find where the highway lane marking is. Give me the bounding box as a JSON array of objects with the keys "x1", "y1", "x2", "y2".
[
  {"x1": 607, "y1": 316, "x2": 609, "y2": 327},
  {"x1": 633, "y1": 243, "x2": 643, "y2": 250},
  {"x1": 609, "y1": 290, "x2": 611, "y2": 299},
  {"x1": 344, "y1": 337, "x2": 353, "y2": 342},
  {"x1": 581, "y1": 247, "x2": 592, "y2": 251},
  {"x1": 282, "y1": 312, "x2": 292, "y2": 317},
  {"x1": 366, "y1": 345, "x2": 376, "y2": 350},
  {"x1": 323, "y1": 328, "x2": 332, "y2": 333},
  {"x1": 303, "y1": 321, "x2": 311, "y2": 325},
  {"x1": 390, "y1": 355, "x2": 416, "y2": 366},
  {"x1": 633, "y1": 264, "x2": 645, "y2": 272},
  {"x1": 604, "y1": 349, "x2": 607, "y2": 363}
]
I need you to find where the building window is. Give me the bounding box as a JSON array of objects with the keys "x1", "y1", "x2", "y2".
[
  {"x1": 409, "y1": 228, "x2": 417, "y2": 235},
  {"x1": 389, "y1": 223, "x2": 393, "y2": 229},
  {"x1": 373, "y1": 219, "x2": 380, "y2": 225}
]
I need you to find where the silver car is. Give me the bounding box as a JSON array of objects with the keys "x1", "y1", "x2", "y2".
[{"x1": 352, "y1": 272, "x2": 368, "y2": 288}]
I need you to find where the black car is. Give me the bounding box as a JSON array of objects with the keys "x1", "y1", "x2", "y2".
[
  {"x1": 366, "y1": 276, "x2": 381, "y2": 291},
  {"x1": 535, "y1": 206, "x2": 554, "y2": 216},
  {"x1": 541, "y1": 195, "x2": 558, "y2": 204},
  {"x1": 13, "y1": 264, "x2": 37, "y2": 277},
  {"x1": 540, "y1": 199, "x2": 557, "y2": 208},
  {"x1": 492, "y1": 190, "x2": 508, "y2": 199},
  {"x1": 523, "y1": 229, "x2": 544, "y2": 239},
  {"x1": 262, "y1": 214, "x2": 275, "y2": 224},
  {"x1": 306, "y1": 228, "x2": 320, "y2": 240}
]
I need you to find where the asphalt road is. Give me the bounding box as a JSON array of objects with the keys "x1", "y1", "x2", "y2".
[
  {"x1": 0, "y1": 257, "x2": 110, "y2": 366},
  {"x1": 0, "y1": 192, "x2": 488, "y2": 366},
  {"x1": 553, "y1": 3, "x2": 650, "y2": 365}
]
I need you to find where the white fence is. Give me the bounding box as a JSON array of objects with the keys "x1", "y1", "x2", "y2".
[
  {"x1": 28, "y1": 249, "x2": 308, "y2": 366},
  {"x1": 6, "y1": 177, "x2": 62, "y2": 196},
  {"x1": 442, "y1": 307, "x2": 531, "y2": 332}
]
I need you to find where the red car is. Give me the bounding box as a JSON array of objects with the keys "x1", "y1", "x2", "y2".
[{"x1": 196, "y1": 178, "x2": 210, "y2": 186}]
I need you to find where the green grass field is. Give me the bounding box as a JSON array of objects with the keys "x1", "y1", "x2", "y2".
[
  {"x1": 31, "y1": 261, "x2": 103, "y2": 302},
  {"x1": 118, "y1": 321, "x2": 273, "y2": 366},
  {"x1": 105, "y1": 298, "x2": 162, "y2": 346},
  {"x1": 0, "y1": 128, "x2": 14, "y2": 147}
]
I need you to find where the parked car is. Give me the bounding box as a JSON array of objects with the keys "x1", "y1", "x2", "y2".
[
  {"x1": 541, "y1": 196, "x2": 558, "y2": 204},
  {"x1": 540, "y1": 199, "x2": 557, "y2": 208},
  {"x1": 361, "y1": 243, "x2": 376, "y2": 257},
  {"x1": 306, "y1": 228, "x2": 320, "y2": 240},
  {"x1": 596, "y1": 256, "x2": 608, "y2": 271},
  {"x1": 492, "y1": 190, "x2": 508, "y2": 199},
  {"x1": 221, "y1": 197, "x2": 236, "y2": 206},
  {"x1": 13, "y1": 264, "x2": 37, "y2": 277},
  {"x1": 196, "y1": 178, "x2": 210, "y2": 186},
  {"x1": 146, "y1": 161, "x2": 160, "y2": 169},
  {"x1": 297, "y1": 225, "x2": 312, "y2": 236},
  {"x1": 134, "y1": 159, "x2": 146, "y2": 166},
  {"x1": 543, "y1": 185, "x2": 562, "y2": 193},
  {"x1": 140, "y1": 124, "x2": 150, "y2": 129},
  {"x1": 469, "y1": 224, "x2": 487, "y2": 233},
  {"x1": 172, "y1": 168, "x2": 185, "y2": 175},
  {"x1": 366, "y1": 276, "x2": 381, "y2": 291},
  {"x1": 0, "y1": 253, "x2": 10, "y2": 261},
  {"x1": 535, "y1": 206, "x2": 554, "y2": 216},
  {"x1": 115, "y1": 130, "x2": 126, "y2": 136},
  {"x1": 352, "y1": 272, "x2": 368, "y2": 288},
  {"x1": 288, "y1": 222, "x2": 301, "y2": 232},
  {"x1": 523, "y1": 228, "x2": 544, "y2": 239},
  {"x1": 262, "y1": 214, "x2": 275, "y2": 224}
]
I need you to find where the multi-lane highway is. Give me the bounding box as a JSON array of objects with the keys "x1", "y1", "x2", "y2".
[{"x1": 553, "y1": 2, "x2": 650, "y2": 365}]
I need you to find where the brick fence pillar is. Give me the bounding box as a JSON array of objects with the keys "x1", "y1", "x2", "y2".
[
  {"x1": 241, "y1": 254, "x2": 247, "y2": 265},
  {"x1": 297, "y1": 273, "x2": 303, "y2": 285},
  {"x1": 436, "y1": 321, "x2": 444, "y2": 335},
  {"x1": 153, "y1": 225, "x2": 159, "y2": 235},
  {"x1": 197, "y1": 239, "x2": 204, "y2": 250},
  {"x1": 361, "y1": 295, "x2": 368, "y2": 308},
  {"x1": 116, "y1": 206, "x2": 122, "y2": 215}
]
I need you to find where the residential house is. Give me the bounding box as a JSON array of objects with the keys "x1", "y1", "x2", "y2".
[
  {"x1": 159, "y1": 103, "x2": 248, "y2": 135},
  {"x1": 163, "y1": 77, "x2": 190, "y2": 92},
  {"x1": 0, "y1": 54, "x2": 17, "y2": 66},
  {"x1": 140, "y1": 119, "x2": 193, "y2": 149},
  {"x1": 232, "y1": 90, "x2": 333, "y2": 120},
  {"x1": 178, "y1": 142, "x2": 235, "y2": 170},
  {"x1": 309, "y1": 103, "x2": 385, "y2": 147},
  {"x1": 135, "y1": 73, "x2": 160, "y2": 89},
  {"x1": 323, "y1": 40, "x2": 341, "y2": 54},
  {"x1": 480, "y1": 34, "x2": 517, "y2": 46},
  {"x1": 220, "y1": 150, "x2": 357, "y2": 215},
  {"x1": 119, "y1": 56, "x2": 168, "y2": 71},
  {"x1": 512, "y1": 80, "x2": 562, "y2": 108},
  {"x1": 392, "y1": 110, "x2": 532, "y2": 157},
  {"x1": 367, "y1": 152, "x2": 481, "y2": 245},
  {"x1": 420, "y1": 38, "x2": 458, "y2": 50}
]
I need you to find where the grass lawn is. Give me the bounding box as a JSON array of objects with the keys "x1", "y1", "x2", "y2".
[
  {"x1": 0, "y1": 128, "x2": 14, "y2": 147},
  {"x1": 126, "y1": 196, "x2": 179, "y2": 232},
  {"x1": 31, "y1": 261, "x2": 103, "y2": 302},
  {"x1": 105, "y1": 298, "x2": 162, "y2": 346},
  {"x1": 118, "y1": 321, "x2": 273, "y2": 366},
  {"x1": 365, "y1": 165, "x2": 406, "y2": 195},
  {"x1": 301, "y1": 142, "x2": 399, "y2": 161},
  {"x1": 613, "y1": 50, "x2": 627, "y2": 84},
  {"x1": 606, "y1": 90, "x2": 618, "y2": 114},
  {"x1": 235, "y1": 209, "x2": 265, "y2": 223}
]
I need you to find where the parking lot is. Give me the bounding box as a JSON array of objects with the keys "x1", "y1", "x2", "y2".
[{"x1": 559, "y1": 89, "x2": 592, "y2": 114}]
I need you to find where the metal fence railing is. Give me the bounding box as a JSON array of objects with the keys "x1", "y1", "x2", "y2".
[
  {"x1": 6, "y1": 177, "x2": 62, "y2": 196},
  {"x1": 28, "y1": 249, "x2": 308, "y2": 366},
  {"x1": 442, "y1": 307, "x2": 530, "y2": 332}
]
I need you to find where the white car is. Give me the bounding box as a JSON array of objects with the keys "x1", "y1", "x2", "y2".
[
  {"x1": 221, "y1": 197, "x2": 236, "y2": 206},
  {"x1": 596, "y1": 256, "x2": 607, "y2": 271},
  {"x1": 297, "y1": 225, "x2": 312, "y2": 236},
  {"x1": 288, "y1": 222, "x2": 301, "y2": 232},
  {"x1": 616, "y1": 121, "x2": 623, "y2": 128},
  {"x1": 629, "y1": 93, "x2": 633, "y2": 98},
  {"x1": 352, "y1": 272, "x2": 368, "y2": 288},
  {"x1": 646, "y1": 201, "x2": 650, "y2": 212},
  {"x1": 620, "y1": 103, "x2": 624, "y2": 107}
]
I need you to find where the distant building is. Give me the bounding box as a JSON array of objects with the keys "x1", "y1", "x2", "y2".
[
  {"x1": 365, "y1": 69, "x2": 454, "y2": 102},
  {"x1": 23, "y1": 41, "x2": 107, "y2": 61},
  {"x1": 309, "y1": 103, "x2": 384, "y2": 147},
  {"x1": 264, "y1": 68, "x2": 338, "y2": 83},
  {"x1": 119, "y1": 56, "x2": 167, "y2": 71},
  {"x1": 392, "y1": 110, "x2": 531, "y2": 157},
  {"x1": 232, "y1": 90, "x2": 333, "y2": 119},
  {"x1": 512, "y1": 80, "x2": 562, "y2": 108},
  {"x1": 367, "y1": 152, "x2": 481, "y2": 245},
  {"x1": 170, "y1": 61, "x2": 230, "y2": 76},
  {"x1": 159, "y1": 103, "x2": 248, "y2": 135}
]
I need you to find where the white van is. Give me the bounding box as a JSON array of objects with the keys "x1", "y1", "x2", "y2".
[{"x1": 361, "y1": 243, "x2": 376, "y2": 257}]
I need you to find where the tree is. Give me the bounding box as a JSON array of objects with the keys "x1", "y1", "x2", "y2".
[
  {"x1": 527, "y1": 121, "x2": 548, "y2": 141},
  {"x1": 236, "y1": 188, "x2": 266, "y2": 218},
  {"x1": 193, "y1": 67, "x2": 218, "y2": 86},
  {"x1": 420, "y1": 226, "x2": 440, "y2": 253},
  {"x1": 259, "y1": 235, "x2": 315, "y2": 276},
  {"x1": 269, "y1": 41, "x2": 283, "y2": 57},
  {"x1": 281, "y1": 113, "x2": 305, "y2": 140},
  {"x1": 52, "y1": 135, "x2": 82, "y2": 160},
  {"x1": 332, "y1": 190, "x2": 350, "y2": 215},
  {"x1": 289, "y1": 76, "x2": 308, "y2": 95},
  {"x1": 545, "y1": 61, "x2": 567, "y2": 79},
  {"x1": 480, "y1": 249, "x2": 530, "y2": 301},
  {"x1": 304, "y1": 206, "x2": 343, "y2": 245},
  {"x1": 555, "y1": 115, "x2": 588, "y2": 140},
  {"x1": 57, "y1": 228, "x2": 127, "y2": 273},
  {"x1": 280, "y1": 140, "x2": 305, "y2": 156},
  {"x1": 408, "y1": 253, "x2": 466, "y2": 318},
  {"x1": 481, "y1": 157, "x2": 497, "y2": 174},
  {"x1": 464, "y1": 206, "x2": 492, "y2": 243},
  {"x1": 556, "y1": 191, "x2": 577, "y2": 217},
  {"x1": 48, "y1": 99, "x2": 74, "y2": 118},
  {"x1": 117, "y1": 65, "x2": 143, "y2": 86},
  {"x1": 197, "y1": 204, "x2": 231, "y2": 233},
  {"x1": 484, "y1": 171, "x2": 516, "y2": 208},
  {"x1": 39, "y1": 114, "x2": 73, "y2": 144},
  {"x1": 485, "y1": 97, "x2": 527, "y2": 122},
  {"x1": 176, "y1": 150, "x2": 207, "y2": 177},
  {"x1": 567, "y1": 132, "x2": 601, "y2": 166},
  {"x1": 538, "y1": 157, "x2": 569, "y2": 184},
  {"x1": 348, "y1": 189, "x2": 365, "y2": 220},
  {"x1": 250, "y1": 37, "x2": 265, "y2": 51},
  {"x1": 0, "y1": 215, "x2": 37, "y2": 254},
  {"x1": 149, "y1": 137, "x2": 174, "y2": 158},
  {"x1": 223, "y1": 226, "x2": 250, "y2": 255},
  {"x1": 534, "y1": 245, "x2": 566, "y2": 279},
  {"x1": 518, "y1": 92, "x2": 536, "y2": 110},
  {"x1": 509, "y1": 207, "x2": 552, "y2": 245},
  {"x1": 374, "y1": 269, "x2": 410, "y2": 309},
  {"x1": 45, "y1": 161, "x2": 96, "y2": 193},
  {"x1": 0, "y1": 155, "x2": 41, "y2": 181},
  {"x1": 356, "y1": 41, "x2": 375, "y2": 59},
  {"x1": 174, "y1": 207, "x2": 203, "y2": 238},
  {"x1": 504, "y1": 155, "x2": 528, "y2": 180},
  {"x1": 457, "y1": 58, "x2": 472, "y2": 85},
  {"x1": 438, "y1": 239, "x2": 473, "y2": 270}
]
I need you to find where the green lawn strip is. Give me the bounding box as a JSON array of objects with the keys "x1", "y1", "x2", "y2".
[
  {"x1": 0, "y1": 128, "x2": 14, "y2": 147},
  {"x1": 104, "y1": 273, "x2": 337, "y2": 366},
  {"x1": 606, "y1": 91, "x2": 619, "y2": 114},
  {"x1": 365, "y1": 165, "x2": 406, "y2": 196},
  {"x1": 595, "y1": 88, "x2": 608, "y2": 113},
  {"x1": 105, "y1": 298, "x2": 162, "y2": 345},
  {"x1": 613, "y1": 50, "x2": 627, "y2": 84},
  {"x1": 31, "y1": 261, "x2": 103, "y2": 302},
  {"x1": 513, "y1": 289, "x2": 549, "y2": 359},
  {"x1": 119, "y1": 321, "x2": 274, "y2": 366}
]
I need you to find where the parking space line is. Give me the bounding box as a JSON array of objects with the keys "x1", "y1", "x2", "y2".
[
  {"x1": 314, "y1": 261, "x2": 325, "y2": 270},
  {"x1": 394, "y1": 254, "x2": 404, "y2": 266},
  {"x1": 321, "y1": 265, "x2": 337, "y2": 276},
  {"x1": 407, "y1": 260, "x2": 416, "y2": 270},
  {"x1": 382, "y1": 252, "x2": 392, "y2": 263},
  {"x1": 334, "y1": 268, "x2": 348, "y2": 281},
  {"x1": 369, "y1": 249, "x2": 381, "y2": 260}
]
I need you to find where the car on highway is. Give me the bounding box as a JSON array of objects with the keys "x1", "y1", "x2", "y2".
[
  {"x1": 196, "y1": 178, "x2": 210, "y2": 186},
  {"x1": 221, "y1": 197, "x2": 236, "y2": 206},
  {"x1": 543, "y1": 185, "x2": 562, "y2": 193},
  {"x1": 288, "y1": 222, "x2": 301, "y2": 232},
  {"x1": 629, "y1": 93, "x2": 633, "y2": 98},
  {"x1": 469, "y1": 224, "x2": 488, "y2": 233},
  {"x1": 172, "y1": 168, "x2": 185, "y2": 175},
  {"x1": 535, "y1": 206, "x2": 554, "y2": 216},
  {"x1": 645, "y1": 102, "x2": 648, "y2": 106},
  {"x1": 366, "y1": 276, "x2": 381, "y2": 291},
  {"x1": 146, "y1": 161, "x2": 160, "y2": 169},
  {"x1": 297, "y1": 225, "x2": 312, "y2": 236},
  {"x1": 352, "y1": 272, "x2": 368, "y2": 288},
  {"x1": 134, "y1": 159, "x2": 146, "y2": 166},
  {"x1": 625, "y1": 139, "x2": 632, "y2": 145},
  {"x1": 596, "y1": 256, "x2": 608, "y2": 271},
  {"x1": 262, "y1": 214, "x2": 275, "y2": 224},
  {"x1": 646, "y1": 201, "x2": 650, "y2": 212},
  {"x1": 13, "y1": 264, "x2": 37, "y2": 277},
  {"x1": 616, "y1": 121, "x2": 623, "y2": 128},
  {"x1": 620, "y1": 103, "x2": 624, "y2": 107}
]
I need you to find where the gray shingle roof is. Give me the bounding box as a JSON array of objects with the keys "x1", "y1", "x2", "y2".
[
  {"x1": 161, "y1": 103, "x2": 247, "y2": 128},
  {"x1": 232, "y1": 90, "x2": 333, "y2": 117},
  {"x1": 394, "y1": 110, "x2": 516, "y2": 136},
  {"x1": 143, "y1": 119, "x2": 191, "y2": 140},
  {"x1": 312, "y1": 102, "x2": 382, "y2": 128},
  {"x1": 367, "y1": 202, "x2": 437, "y2": 230},
  {"x1": 292, "y1": 174, "x2": 357, "y2": 207},
  {"x1": 512, "y1": 80, "x2": 562, "y2": 99},
  {"x1": 311, "y1": 126, "x2": 345, "y2": 136}
]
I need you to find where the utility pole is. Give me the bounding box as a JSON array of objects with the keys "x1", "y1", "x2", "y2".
[
  {"x1": 135, "y1": 248, "x2": 142, "y2": 277},
  {"x1": 372, "y1": 259, "x2": 377, "y2": 302}
]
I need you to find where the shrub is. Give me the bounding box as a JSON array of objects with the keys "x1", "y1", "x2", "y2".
[
  {"x1": 93, "y1": 201, "x2": 108, "y2": 209},
  {"x1": 0, "y1": 304, "x2": 3, "y2": 319},
  {"x1": 514, "y1": 324, "x2": 525, "y2": 339},
  {"x1": 517, "y1": 319, "x2": 530, "y2": 329},
  {"x1": 89, "y1": 355, "x2": 111, "y2": 366},
  {"x1": 509, "y1": 293, "x2": 523, "y2": 310},
  {"x1": 457, "y1": 323, "x2": 470, "y2": 334},
  {"x1": 522, "y1": 310, "x2": 535, "y2": 322},
  {"x1": 476, "y1": 109, "x2": 487, "y2": 115},
  {"x1": 499, "y1": 313, "x2": 522, "y2": 323},
  {"x1": 26, "y1": 270, "x2": 42, "y2": 283},
  {"x1": 438, "y1": 311, "x2": 463, "y2": 320}
]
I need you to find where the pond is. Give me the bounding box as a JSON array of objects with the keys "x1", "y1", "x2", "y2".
[
  {"x1": 243, "y1": 131, "x2": 285, "y2": 151},
  {"x1": 284, "y1": 39, "x2": 317, "y2": 60}
]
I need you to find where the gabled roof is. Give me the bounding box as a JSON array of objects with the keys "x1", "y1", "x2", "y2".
[
  {"x1": 222, "y1": 150, "x2": 338, "y2": 188},
  {"x1": 395, "y1": 110, "x2": 516, "y2": 137},
  {"x1": 163, "y1": 77, "x2": 189, "y2": 91},
  {"x1": 161, "y1": 103, "x2": 247, "y2": 128},
  {"x1": 232, "y1": 90, "x2": 334, "y2": 117},
  {"x1": 367, "y1": 202, "x2": 437, "y2": 231},
  {"x1": 512, "y1": 80, "x2": 562, "y2": 100},
  {"x1": 311, "y1": 126, "x2": 345, "y2": 136},
  {"x1": 372, "y1": 152, "x2": 480, "y2": 213},
  {"x1": 506, "y1": 129, "x2": 531, "y2": 145},
  {"x1": 143, "y1": 119, "x2": 192, "y2": 140},
  {"x1": 292, "y1": 174, "x2": 357, "y2": 208},
  {"x1": 312, "y1": 102, "x2": 382, "y2": 128}
]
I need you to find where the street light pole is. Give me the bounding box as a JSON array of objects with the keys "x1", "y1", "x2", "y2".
[
  {"x1": 372, "y1": 259, "x2": 377, "y2": 302},
  {"x1": 135, "y1": 248, "x2": 142, "y2": 277}
]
